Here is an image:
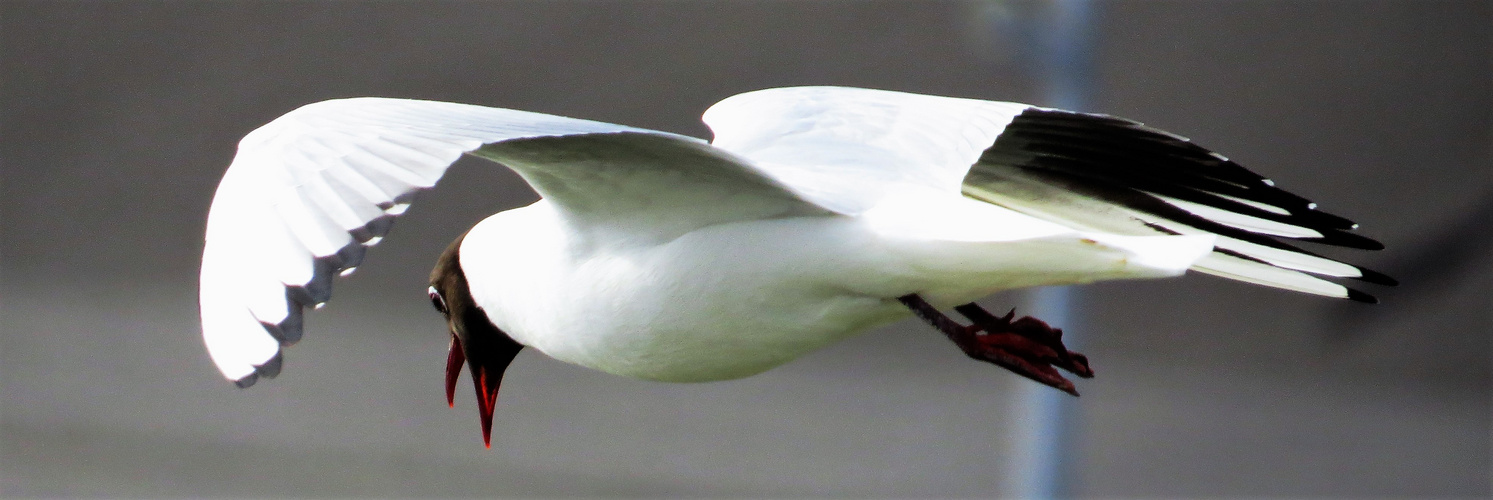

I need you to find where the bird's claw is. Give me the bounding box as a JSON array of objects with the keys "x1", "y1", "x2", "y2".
[
  {"x1": 951, "y1": 304, "x2": 1092, "y2": 396},
  {"x1": 899, "y1": 294, "x2": 1093, "y2": 396}
]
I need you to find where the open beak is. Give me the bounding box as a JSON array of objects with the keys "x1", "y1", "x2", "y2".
[{"x1": 444, "y1": 321, "x2": 523, "y2": 448}]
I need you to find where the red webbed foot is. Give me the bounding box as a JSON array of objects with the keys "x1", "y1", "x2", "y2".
[
  {"x1": 951, "y1": 303, "x2": 1092, "y2": 395},
  {"x1": 899, "y1": 294, "x2": 1093, "y2": 396}
]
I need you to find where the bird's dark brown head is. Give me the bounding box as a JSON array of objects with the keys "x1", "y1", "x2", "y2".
[{"x1": 429, "y1": 231, "x2": 523, "y2": 448}]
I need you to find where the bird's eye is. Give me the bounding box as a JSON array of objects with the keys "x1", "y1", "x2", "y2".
[{"x1": 428, "y1": 285, "x2": 448, "y2": 314}]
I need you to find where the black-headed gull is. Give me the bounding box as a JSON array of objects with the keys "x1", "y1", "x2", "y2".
[{"x1": 200, "y1": 86, "x2": 1392, "y2": 445}]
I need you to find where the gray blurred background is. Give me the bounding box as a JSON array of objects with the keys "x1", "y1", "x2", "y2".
[{"x1": 2, "y1": 1, "x2": 1489, "y2": 497}]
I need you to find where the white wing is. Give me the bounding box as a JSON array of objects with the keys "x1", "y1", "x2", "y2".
[
  {"x1": 703, "y1": 86, "x2": 1030, "y2": 214},
  {"x1": 702, "y1": 86, "x2": 1391, "y2": 301},
  {"x1": 201, "y1": 98, "x2": 826, "y2": 386}
]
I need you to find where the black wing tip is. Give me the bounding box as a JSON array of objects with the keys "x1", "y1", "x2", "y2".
[
  {"x1": 1018, "y1": 108, "x2": 1132, "y2": 126},
  {"x1": 1354, "y1": 267, "x2": 1399, "y2": 287},
  {"x1": 987, "y1": 111, "x2": 1394, "y2": 305},
  {"x1": 1299, "y1": 209, "x2": 1358, "y2": 231},
  {"x1": 1346, "y1": 288, "x2": 1379, "y2": 304},
  {"x1": 999, "y1": 109, "x2": 1390, "y2": 244},
  {"x1": 1307, "y1": 230, "x2": 1385, "y2": 251}
]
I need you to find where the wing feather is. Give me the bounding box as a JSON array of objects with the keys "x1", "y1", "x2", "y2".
[
  {"x1": 963, "y1": 108, "x2": 1393, "y2": 301},
  {"x1": 202, "y1": 97, "x2": 825, "y2": 385},
  {"x1": 702, "y1": 86, "x2": 1031, "y2": 213},
  {"x1": 699, "y1": 86, "x2": 1392, "y2": 301}
]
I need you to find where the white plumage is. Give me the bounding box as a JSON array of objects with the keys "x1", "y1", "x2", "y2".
[{"x1": 200, "y1": 86, "x2": 1389, "y2": 417}]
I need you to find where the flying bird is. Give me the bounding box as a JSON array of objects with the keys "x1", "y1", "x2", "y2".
[{"x1": 199, "y1": 86, "x2": 1393, "y2": 446}]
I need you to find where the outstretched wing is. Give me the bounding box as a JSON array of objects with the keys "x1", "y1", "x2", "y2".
[
  {"x1": 961, "y1": 108, "x2": 1394, "y2": 301},
  {"x1": 701, "y1": 86, "x2": 1390, "y2": 301},
  {"x1": 201, "y1": 98, "x2": 826, "y2": 387}
]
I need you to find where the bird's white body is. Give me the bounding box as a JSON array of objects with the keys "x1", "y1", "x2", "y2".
[
  {"x1": 463, "y1": 197, "x2": 1209, "y2": 382},
  {"x1": 462, "y1": 204, "x2": 904, "y2": 381}
]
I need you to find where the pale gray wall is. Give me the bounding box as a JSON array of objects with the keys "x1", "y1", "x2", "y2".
[{"x1": 3, "y1": 1, "x2": 1488, "y2": 497}]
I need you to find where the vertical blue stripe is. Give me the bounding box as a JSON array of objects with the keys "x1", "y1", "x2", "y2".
[{"x1": 990, "y1": 0, "x2": 1098, "y2": 498}]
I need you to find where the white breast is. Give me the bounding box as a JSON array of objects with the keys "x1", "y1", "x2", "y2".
[
  {"x1": 458, "y1": 192, "x2": 1216, "y2": 383},
  {"x1": 457, "y1": 202, "x2": 910, "y2": 382}
]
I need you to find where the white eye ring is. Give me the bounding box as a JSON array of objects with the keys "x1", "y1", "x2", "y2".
[{"x1": 428, "y1": 285, "x2": 448, "y2": 314}]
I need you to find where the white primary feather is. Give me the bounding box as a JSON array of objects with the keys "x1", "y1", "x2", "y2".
[{"x1": 1148, "y1": 193, "x2": 1323, "y2": 239}]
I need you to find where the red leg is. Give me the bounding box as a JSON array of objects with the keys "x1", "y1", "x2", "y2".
[{"x1": 899, "y1": 294, "x2": 1094, "y2": 396}]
